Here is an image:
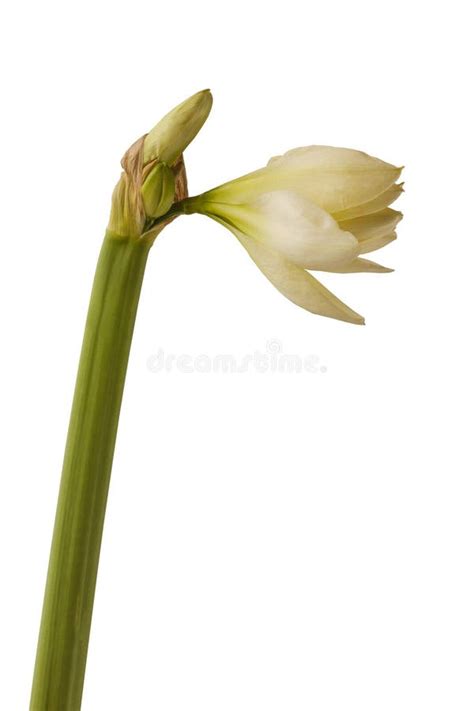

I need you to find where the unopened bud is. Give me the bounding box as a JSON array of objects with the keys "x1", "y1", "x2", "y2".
[
  {"x1": 143, "y1": 89, "x2": 213, "y2": 166},
  {"x1": 141, "y1": 162, "x2": 175, "y2": 218}
]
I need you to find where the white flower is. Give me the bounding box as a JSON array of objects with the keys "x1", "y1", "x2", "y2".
[{"x1": 186, "y1": 146, "x2": 403, "y2": 324}]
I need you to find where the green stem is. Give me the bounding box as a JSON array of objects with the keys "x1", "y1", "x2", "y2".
[{"x1": 30, "y1": 232, "x2": 152, "y2": 710}]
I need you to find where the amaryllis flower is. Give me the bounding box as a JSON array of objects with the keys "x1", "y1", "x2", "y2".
[{"x1": 184, "y1": 146, "x2": 403, "y2": 324}]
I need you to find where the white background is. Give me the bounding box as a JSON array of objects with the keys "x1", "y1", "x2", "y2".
[{"x1": 1, "y1": 1, "x2": 473, "y2": 709}]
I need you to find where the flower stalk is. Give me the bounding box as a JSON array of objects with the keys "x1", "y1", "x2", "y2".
[
  {"x1": 30, "y1": 233, "x2": 152, "y2": 710},
  {"x1": 30, "y1": 90, "x2": 211, "y2": 711}
]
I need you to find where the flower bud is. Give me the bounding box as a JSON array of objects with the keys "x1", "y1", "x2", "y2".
[
  {"x1": 143, "y1": 89, "x2": 213, "y2": 166},
  {"x1": 141, "y1": 162, "x2": 175, "y2": 218}
]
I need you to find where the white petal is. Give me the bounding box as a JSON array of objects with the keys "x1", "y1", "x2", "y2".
[
  {"x1": 358, "y1": 231, "x2": 397, "y2": 255},
  {"x1": 222, "y1": 223, "x2": 365, "y2": 324},
  {"x1": 320, "y1": 257, "x2": 393, "y2": 273},
  {"x1": 338, "y1": 208, "x2": 402, "y2": 242},
  {"x1": 333, "y1": 183, "x2": 404, "y2": 221},
  {"x1": 265, "y1": 146, "x2": 402, "y2": 212},
  {"x1": 204, "y1": 190, "x2": 359, "y2": 270},
  {"x1": 204, "y1": 146, "x2": 402, "y2": 215}
]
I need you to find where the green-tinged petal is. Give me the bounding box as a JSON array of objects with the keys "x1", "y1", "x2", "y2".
[
  {"x1": 200, "y1": 190, "x2": 359, "y2": 270},
  {"x1": 143, "y1": 89, "x2": 212, "y2": 166},
  {"x1": 357, "y1": 231, "x2": 397, "y2": 255},
  {"x1": 207, "y1": 146, "x2": 402, "y2": 213},
  {"x1": 214, "y1": 219, "x2": 364, "y2": 324},
  {"x1": 338, "y1": 208, "x2": 402, "y2": 242},
  {"x1": 320, "y1": 257, "x2": 393, "y2": 273},
  {"x1": 333, "y1": 183, "x2": 404, "y2": 221}
]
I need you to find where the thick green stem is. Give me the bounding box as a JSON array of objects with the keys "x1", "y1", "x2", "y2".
[{"x1": 30, "y1": 232, "x2": 152, "y2": 710}]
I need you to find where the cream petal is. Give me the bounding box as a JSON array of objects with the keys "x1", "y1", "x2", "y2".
[
  {"x1": 268, "y1": 145, "x2": 396, "y2": 171},
  {"x1": 338, "y1": 208, "x2": 402, "y2": 242},
  {"x1": 357, "y1": 231, "x2": 397, "y2": 255},
  {"x1": 204, "y1": 191, "x2": 359, "y2": 271},
  {"x1": 333, "y1": 183, "x2": 404, "y2": 221},
  {"x1": 204, "y1": 146, "x2": 402, "y2": 214},
  {"x1": 266, "y1": 146, "x2": 402, "y2": 212},
  {"x1": 320, "y1": 257, "x2": 393, "y2": 273},
  {"x1": 223, "y1": 223, "x2": 365, "y2": 324}
]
